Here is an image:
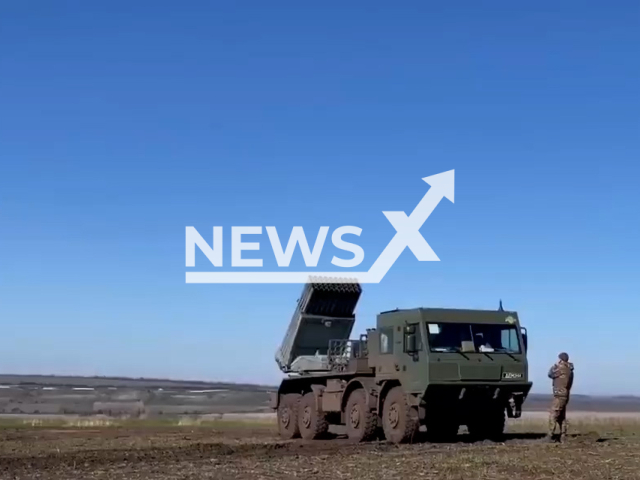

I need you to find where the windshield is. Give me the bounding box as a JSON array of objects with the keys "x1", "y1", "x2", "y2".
[{"x1": 426, "y1": 322, "x2": 521, "y2": 354}]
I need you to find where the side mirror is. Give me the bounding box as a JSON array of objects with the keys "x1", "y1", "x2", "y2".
[
  {"x1": 405, "y1": 334, "x2": 417, "y2": 353},
  {"x1": 521, "y1": 327, "x2": 528, "y2": 352}
]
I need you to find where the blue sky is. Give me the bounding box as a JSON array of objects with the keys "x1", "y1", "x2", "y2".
[{"x1": 1, "y1": 1, "x2": 639, "y2": 395}]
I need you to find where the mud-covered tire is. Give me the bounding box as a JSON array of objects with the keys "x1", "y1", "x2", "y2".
[
  {"x1": 344, "y1": 389, "x2": 378, "y2": 442},
  {"x1": 468, "y1": 408, "x2": 505, "y2": 441},
  {"x1": 277, "y1": 393, "x2": 301, "y2": 439},
  {"x1": 381, "y1": 386, "x2": 419, "y2": 444},
  {"x1": 298, "y1": 392, "x2": 329, "y2": 440}
]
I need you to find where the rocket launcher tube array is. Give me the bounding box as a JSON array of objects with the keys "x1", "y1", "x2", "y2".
[{"x1": 275, "y1": 277, "x2": 363, "y2": 373}]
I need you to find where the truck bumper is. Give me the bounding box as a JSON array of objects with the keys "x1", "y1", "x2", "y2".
[{"x1": 422, "y1": 382, "x2": 533, "y2": 419}]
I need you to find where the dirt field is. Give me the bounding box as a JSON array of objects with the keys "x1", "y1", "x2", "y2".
[{"x1": 1, "y1": 414, "x2": 639, "y2": 480}]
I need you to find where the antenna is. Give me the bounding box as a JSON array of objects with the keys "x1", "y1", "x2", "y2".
[{"x1": 498, "y1": 299, "x2": 504, "y2": 311}]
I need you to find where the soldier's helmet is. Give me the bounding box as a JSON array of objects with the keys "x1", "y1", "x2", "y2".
[{"x1": 558, "y1": 352, "x2": 569, "y2": 362}]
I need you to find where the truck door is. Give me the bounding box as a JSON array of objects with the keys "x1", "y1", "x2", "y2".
[
  {"x1": 398, "y1": 322, "x2": 426, "y2": 393},
  {"x1": 375, "y1": 326, "x2": 399, "y2": 378}
]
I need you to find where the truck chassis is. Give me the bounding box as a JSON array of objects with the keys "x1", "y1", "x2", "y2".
[{"x1": 270, "y1": 278, "x2": 531, "y2": 444}]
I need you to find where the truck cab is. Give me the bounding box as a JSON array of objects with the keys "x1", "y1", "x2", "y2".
[
  {"x1": 365, "y1": 308, "x2": 531, "y2": 439},
  {"x1": 369, "y1": 307, "x2": 529, "y2": 391}
]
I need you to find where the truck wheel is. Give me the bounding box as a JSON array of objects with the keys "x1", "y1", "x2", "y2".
[
  {"x1": 468, "y1": 408, "x2": 505, "y2": 441},
  {"x1": 298, "y1": 392, "x2": 329, "y2": 440},
  {"x1": 381, "y1": 386, "x2": 419, "y2": 444},
  {"x1": 345, "y1": 389, "x2": 377, "y2": 442},
  {"x1": 277, "y1": 393, "x2": 301, "y2": 439}
]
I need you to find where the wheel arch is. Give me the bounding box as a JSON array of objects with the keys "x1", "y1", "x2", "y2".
[
  {"x1": 270, "y1": 377, "x2": 323, "y2": 409},
  {"x1": 340, "y1": 377, "x2": 378, "y2": 413},
  {"x1": 377, "y1": 379, "x2": 402, "y2": 415}
]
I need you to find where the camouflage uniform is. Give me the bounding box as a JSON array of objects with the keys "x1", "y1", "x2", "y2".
[{"x1": 547, "y1": 355, "x2": 574, "y2": 441}]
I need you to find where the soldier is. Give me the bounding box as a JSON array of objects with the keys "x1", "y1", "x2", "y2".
[{"x1": 547, "y1": 352, "x2": 574, "y2": 442}]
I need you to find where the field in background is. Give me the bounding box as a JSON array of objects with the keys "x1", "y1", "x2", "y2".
[
  {"x1": 2, "y1": 374, "x2": 640, "y2": 419},
  {"x1": 2, "y1": 410, "x2": 640, "y2": 431},
  {"x1": 0, "y1": 374, "x2": 275, "y2": 418},
  {"x1": 0, "y1": 413, "x2": 639, "y2": 479}
]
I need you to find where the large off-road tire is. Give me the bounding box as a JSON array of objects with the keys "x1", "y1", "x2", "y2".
[
  {"x1": 298, "y1": 392, "x2": 329, "y2": 440},
  {"x1": 344, "y1": 388, "x2": 378, "y2": 442},
  {"x1": 277, "y1": 393, "x2": 301, "y2": 439},
  {"x1": 381, "y1": 386, "x2": 420, "y2": 444},
  {"x1": 467, "y1": 407, "x2": 506, "y2": 441}
]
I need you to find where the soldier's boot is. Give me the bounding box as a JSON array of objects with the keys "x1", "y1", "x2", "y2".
[{"x1": 559, "y1": 421, "x2": 568, "y2": 443}]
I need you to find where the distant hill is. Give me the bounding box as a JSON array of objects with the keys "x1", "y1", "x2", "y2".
[
  {"x1": 0, "y1": 374, "x2": 275, "y2": 392},
  {"x1": 524, "y1": 393, "x2": 640, "y2": 412},
  {"x1": 0, "y1": 374, "x2": 638, "y2": 414}
]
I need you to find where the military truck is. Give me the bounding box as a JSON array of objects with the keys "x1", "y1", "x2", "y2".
[{"x1": 269, "y1": 277, "x2": 532, "y2": 444}]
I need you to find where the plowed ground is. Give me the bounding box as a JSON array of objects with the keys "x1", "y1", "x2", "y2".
[{"x1": 1, "y1": 421, "x2": 639, "y2": 479}]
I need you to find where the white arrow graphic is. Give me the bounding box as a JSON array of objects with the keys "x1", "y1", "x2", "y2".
[
  {"x1": 365, "y1": 169, "x2": 455, "y2": 282},
  {"x1": 185, "y1": 169, "x2": 455, "y2": 284}
]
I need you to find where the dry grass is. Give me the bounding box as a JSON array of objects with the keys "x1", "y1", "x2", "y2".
[
  {"x1": 508, "y1": 413, "x2": 640, "y2": 436},
  {"x1": 6, "y1": 412, "x2": 640, "y2": 437},
  {"x1": 0, "y1": 414, "x2": 638, "y2": 479},
  {"x1": 0, "y1": 415, "x2": 276, "y2": 431}
]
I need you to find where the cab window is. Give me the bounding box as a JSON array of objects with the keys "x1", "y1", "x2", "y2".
[{"x1": 379, "y1": 327, "x2": 394, "y2": 354}]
